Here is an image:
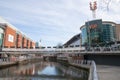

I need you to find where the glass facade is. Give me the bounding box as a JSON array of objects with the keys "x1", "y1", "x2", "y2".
[
  {"x1": 80, "y1": 19, "x2": 116, "y2": 47},
  {"x1": 85, "y1": 19, "x2": 102, "y2": 46},
  {"x1": 81, "y1": 26, "x2": 88, "y2": 45},
  {"x1": 0, "y1": 27, "x2": 4, "y2": 47},
  {"x1": 101, "y1": 23, "x2": 116, "y2": 43}
]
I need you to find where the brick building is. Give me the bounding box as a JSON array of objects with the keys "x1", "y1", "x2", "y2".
[{"x1": 0, "y1": 17, "x2": 35, "y2": 48}]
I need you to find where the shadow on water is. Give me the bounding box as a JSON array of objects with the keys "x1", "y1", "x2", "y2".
[{"x1": 0, "y1": 61, "x2": 89, "y2": 80}]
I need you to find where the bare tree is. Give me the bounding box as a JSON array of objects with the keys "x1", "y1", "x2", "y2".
[
  {"x1": 99, "y1": 0, "x2": 112, "y2": 11},
  {"x1": 99, "y1": 0, "x2": 120, "y2": 11}
]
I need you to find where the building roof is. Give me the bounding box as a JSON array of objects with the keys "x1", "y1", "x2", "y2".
[
  {"x1": 0, "y1": 16, "x2": 17, "y2": 30},
  {"x1": 80, "y1": 25, "x2": 85, "y2": 30},
  {"x1": 102, "y1": 21, "x2": 116, "y2": 24},
  {"x1": 63, "y1": 33, "x2": 81, "y2": 47},
  {"x1": 80, "y1": 19, "x2": 117, "y2": 30}
]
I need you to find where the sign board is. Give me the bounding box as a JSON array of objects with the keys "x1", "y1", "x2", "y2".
[{"x1": 8, "y1": 34, "x2": 14, "y2": 42}]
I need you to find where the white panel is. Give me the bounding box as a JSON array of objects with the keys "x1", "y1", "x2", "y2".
[{"x1": 8, "y1": 34, "x2": 14, "y2": 42}]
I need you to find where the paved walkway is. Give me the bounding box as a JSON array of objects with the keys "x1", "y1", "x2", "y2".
[{"x1": 97, "y1": 65, "x2": 120, "y2": 80}]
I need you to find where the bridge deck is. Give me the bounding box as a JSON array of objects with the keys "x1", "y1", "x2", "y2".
[{"x1": 1, "y1": 47, "x2": 120, "y2": 54}]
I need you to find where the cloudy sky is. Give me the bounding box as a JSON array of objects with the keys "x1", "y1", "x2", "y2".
[{"x1": 0, "y1": 0, "x2": 120, "y2": 46}]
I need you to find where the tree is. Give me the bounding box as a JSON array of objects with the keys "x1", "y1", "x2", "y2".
[
  {"x1": 99, "y1": 0, "x2": 112, "y2": 11},
  {"x1": 99, "y1": 0, "x2": 120, "y2": 11}
]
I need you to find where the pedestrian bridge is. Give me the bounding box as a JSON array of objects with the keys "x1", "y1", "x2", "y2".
[
  {"x1": 1, "y1": 47, "x2": 120, "y2": 54},
  {"x1": 1, "y1": 47, "x2": 85, "y2": 54}
]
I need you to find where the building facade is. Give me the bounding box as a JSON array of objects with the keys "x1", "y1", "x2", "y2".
[
  {"x1": 0, "y1": 17, "x2": 35, "y2": 48},
  {"x1": 116, "y1": 24, "x2": 120, "y2": 41},
  {"x1": 80, "y1": 19, "x2": 117, "y2": 47},
  {"x1": 0, "y1": 24, "x2": 4, "y2": 47},
  {"x1": 102, "y1": 21, "x2": 116, "y2": 42}
]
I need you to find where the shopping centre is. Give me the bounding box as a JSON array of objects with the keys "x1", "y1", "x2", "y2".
[
  {"x1": 0, "y1": 17, "x2": 35, "y2": 48},
  {"x1": 80, "y1": 19, "x2": 120, "y2": 47}
]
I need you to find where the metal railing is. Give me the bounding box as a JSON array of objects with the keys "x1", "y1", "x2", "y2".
[{"x1": 1, "y1": 47, "x2": 85, "y2": 53}]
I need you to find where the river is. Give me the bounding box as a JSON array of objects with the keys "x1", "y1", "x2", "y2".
[{"x1": 0, "y1": 61, "x2": 89, "y2": 80}]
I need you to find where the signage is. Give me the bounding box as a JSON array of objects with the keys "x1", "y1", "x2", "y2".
[
  {"x1": 90, "y1": 24, "x2": 97, "y2": 29},
  {"x1": 8, "y1": 34, "x2": 14, "y2": 42}
]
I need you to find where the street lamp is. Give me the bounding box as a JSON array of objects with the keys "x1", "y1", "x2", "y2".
[{"x1": 39, "y1": 39, "x2": 42, "y2": 49}]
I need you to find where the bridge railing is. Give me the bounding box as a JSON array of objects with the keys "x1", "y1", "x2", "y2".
[
  {"x1": 1, "y1": 46, "x2": 120, "y2": 54},
  {"x1": 1, "y1": 47, "x2": 85, "y2": 53}
]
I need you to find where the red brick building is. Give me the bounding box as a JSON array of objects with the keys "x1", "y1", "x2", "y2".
[
  {"x1": 0, "y1": 17, "x2": 35, "y2": 48},
  {"x1": 4, "y1": 25, "x2": 16, "y2": 48}
]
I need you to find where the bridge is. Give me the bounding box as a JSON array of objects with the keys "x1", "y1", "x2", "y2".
[
  {"x1": 1, "y1": 46, "x2": 120, "y2": 54},
  {"x1": 0, "y1": 47, "x2": 85, "y2": 54},
  {"x1": 1, "y1": 46, "x2": 120, "y2": 66}
]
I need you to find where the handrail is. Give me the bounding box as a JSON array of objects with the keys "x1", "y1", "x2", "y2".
[{"x1": 89, "y1": 61, "x2": 98, "y2": 80}]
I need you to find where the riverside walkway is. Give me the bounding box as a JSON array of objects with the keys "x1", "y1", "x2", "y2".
[{"x1": 97, "y1": 65, "x2": 120, "y2": 80}]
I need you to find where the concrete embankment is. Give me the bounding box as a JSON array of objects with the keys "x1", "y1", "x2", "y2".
[
  {"x1": 57, "y1": 57, "x2": 98, "y2": 80},
  {"x1": 0, "y1": 62, "x2": 17, "y2": 69},
  {"x1": 69, "y1": 60, "x2": 98, "y2": 80},
  {"x1": 0, "y1": 57, "x2": 43, "y2": 69}
]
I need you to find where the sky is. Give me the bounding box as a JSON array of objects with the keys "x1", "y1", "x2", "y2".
[{"x1": 0, "y1": 0, "x2": 120, "y2": 47}]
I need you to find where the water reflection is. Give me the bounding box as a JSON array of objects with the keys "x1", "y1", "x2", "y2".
[
  {"x1": 0, "y1": 61, "x2": 88, "y2": 80},
  {"x1": 38, "y1": 65, "x2": 63, "y2": 76}
]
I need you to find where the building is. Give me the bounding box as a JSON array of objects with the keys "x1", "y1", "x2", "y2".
[
  {"x1": 0, "y1": 17, "x2": 35, "y2": 48},
  {"x1": 63, "y1": 33, "x2": 81, "y2": 48},
  {"x1": 80, "y1": 19, "x2": 118, "y2": 47},
  {"x1": 35, "y1": 42, "x2": 42, "y2": 48},
  {"x1": 116, "y1": 24, "x2": 120, "y2": 41}
]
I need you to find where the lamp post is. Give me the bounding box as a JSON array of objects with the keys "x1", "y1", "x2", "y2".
[{"x1": 39, "y1": 39, "x2": 42, "y2": 49}]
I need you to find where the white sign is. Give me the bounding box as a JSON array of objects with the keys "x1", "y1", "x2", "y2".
[
  {"x1": 0, "y1": 28, "x2": 4, "y2": 33},
  {"x1": 8, "y1": 34, "x2": 14, "y2": 42}
]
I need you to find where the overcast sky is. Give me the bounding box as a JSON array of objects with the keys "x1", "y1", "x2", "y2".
[{"x1": 0, "y1": 0, "x2": 120, "y2": 46}]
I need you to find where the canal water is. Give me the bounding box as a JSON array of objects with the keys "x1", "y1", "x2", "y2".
[{"x1": 0, "y1": 61, "x2": 89, "y2": 80}]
